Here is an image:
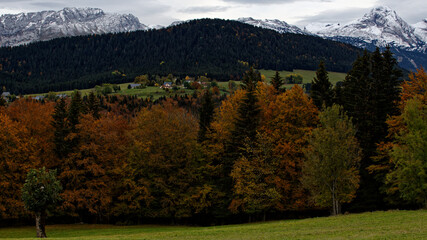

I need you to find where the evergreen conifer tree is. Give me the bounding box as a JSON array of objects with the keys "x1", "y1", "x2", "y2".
[
  {"x1": 270, "y1": 71, "x2": 284, "y2": 93},
  {"x1": 85, "y1": 91, "x2": 100, "y2": 119},
  {"x1": 68, "y1": 90, "x2": 83, "y2": 132},
  {"x1": 311, "y1": 61, "x2": 333, "y2": 109},
  {"x1": 68, "y1": 90, "x2": 84, "y2": 150},
  {"x1": 198, "y1": 89, "x2": 215, "y2": 142},
  {"x1": 234, "y1": 67, "x2": 261, "y2": 144},
  {"x1": 342, "y1": 48, "x2": 402, "y2": 210},
  {"x1": 221, "y1": 67, "x2": 262, "y2": 215},
  {"x1": 51, "y1": 98, "x2": 69, "y2": 158}
]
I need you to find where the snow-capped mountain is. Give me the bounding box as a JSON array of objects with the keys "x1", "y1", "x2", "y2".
[
  {"x1": 413, "y1": 19, "x2": 427, "y2": 43},
  {"x1": 237, "y1": 17, "x2": 307, "y2": 35},
  {"x1": 301, "y1": 6, "x2": 427, "y2": 69},
  {"x1": 0, "y1": 7, "x2": 148, "y2": 47},
  {"x1": 305, "y1": 6, "x2": 424, "y2": 52}
]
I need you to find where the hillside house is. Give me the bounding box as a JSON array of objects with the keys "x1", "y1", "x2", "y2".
[
  {"x1": 161, "y1": 82, "x2": 173, "y2": 89},
  {"x1": 33, "y1": 95, "x2": 45, "y2": 101},
  {"x1": 1, "y1": 92, "x2": 10, "y2": 100},
  {"x1": 129, "y1": 83, "x2": 141, "y2": 89}
]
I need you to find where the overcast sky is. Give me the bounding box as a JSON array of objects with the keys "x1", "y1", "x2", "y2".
[{"x1": 0, "y1": 0, "x2": 425, "y2": 27}]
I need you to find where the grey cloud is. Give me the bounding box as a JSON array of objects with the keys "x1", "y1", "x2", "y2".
[
  {"x1": 179, "y1": 6, "x2": 229, "y2": 14},
  {"x1": 295, "y1": 7, "x2": 371, "y2": 27},
  {"x1": 29, "y1": 2, "x2": 67, "y2": 8},
  {"x1": 222, "y1": 0, "x2": 331, "y2": 4},
  {"x1": 377, "y1": 0, "x2": 426, "y2": 23}
]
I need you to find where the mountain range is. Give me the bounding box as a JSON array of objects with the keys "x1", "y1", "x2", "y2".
[
  {"x1": 0, "y1": 6, "x2": 425, "y2": 70},
  {"x1": 0, "y1": 7, "x2": 147, "y2": 47},
  {"x1": 239, "y1": 6, "x2": 426, "y2": 70},
  {"x1": 0, "y1": 18, "x2": 361, "y2": 94}
]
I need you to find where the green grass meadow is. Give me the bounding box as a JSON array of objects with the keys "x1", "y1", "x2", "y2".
[
  {"x1": 259, "y1": 69, "x2": 347, "y2": 90},
  {"x1": 1, "y1": 210, "x2": 425, "y2": 239},
  {"x1": 25, "y1": 69, "x2": 347, "y2": 99}
]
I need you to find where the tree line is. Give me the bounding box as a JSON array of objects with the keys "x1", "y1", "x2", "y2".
[
  {"x1": 0, "y1": 19, "x2": 362, "y2": 94},
  {"x1": 0, "y1": 48, "x2": 425, "y2": 226}
]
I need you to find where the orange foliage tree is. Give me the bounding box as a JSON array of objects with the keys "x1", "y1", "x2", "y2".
[
  {"x1": 59, "y1": 113, "x2": 130, "y2": 222},
  {"x1": 124, "y1": 100, "x2": 215, "y2": 220},
  {"x1": 0, "y1": 113, "x2": 37, "y2": 219},
  {"x1": 5, "y1": 99, "x2": 56, "y2": 168},
  {"x1": 0, "y1": 99, "x2": 55, "y2": 219},
  {"x1": 264, "y1": 85, "x2": 319, "y2": 210}
]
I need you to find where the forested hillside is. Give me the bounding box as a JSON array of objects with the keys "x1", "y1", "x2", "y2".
[{"x1": 0, "y1": 19, "x2": 362, "y2": 94}]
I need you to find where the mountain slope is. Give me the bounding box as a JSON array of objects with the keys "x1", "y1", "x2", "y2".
[
  {"x1": 305, "y1": 6, "x2": 424, "y2": 51},
  {"x1": 0, "y1": 19, "x2": 362, "y2": 94},
  {"x1": 0, "y1": 7, "x2": 147, "y2": 47},
  {"x1": 303, "y1": 6, "x2": 426, "y2": 70},
  {"x1": 237, "y1": 17, "x2": 307, "y2": 35},
  {"x1": 414, "y1": 19, "x2": 427, "y2": 43}
]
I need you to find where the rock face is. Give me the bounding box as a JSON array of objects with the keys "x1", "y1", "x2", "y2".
[
  {"x1": 0, "y1": 7, "x2": 147, "y2": 47},
  {"x1": 237, "y1": 17, "x2": 307, "y2": 35},
  {"x1": 234, "y1": 7, "x2": 427, "y2": 69},
  {"x1": 413, "y1": 19, "x2": 427, "y2": 43},
  {"x1": 305, "y1": 6, "x2": 425, "y2": 52}
]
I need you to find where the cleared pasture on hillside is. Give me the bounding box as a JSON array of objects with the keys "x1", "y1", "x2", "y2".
[{"x1": 0, "y1": 210, "x2": 425, "y2": 239}]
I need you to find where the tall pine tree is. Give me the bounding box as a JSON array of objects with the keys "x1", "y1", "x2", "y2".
[
  {"x1": 51, "y1": 98, "x2": 69, "y2": 159},
  {"x1": 311, "y1": 61, "x2": 333, "y2": 109},
  {"x1": 67, "y1": 90, "x2": 84, "y2": 150},
  {"x1": 342, "y1": 48, "x2": 402, "y2": 211},
  {"x1": 198, "y1": 89, "x2": 215, "y2": 142},
  {"x1": 221, "y1": 67, "x2": 262, "y2": 215},
  {"x1": 270, "y1": 71, "x2": 284, "y2": 93},
  {"x1": 85, "y1": 91, "x2": 100, "y2": 119}
]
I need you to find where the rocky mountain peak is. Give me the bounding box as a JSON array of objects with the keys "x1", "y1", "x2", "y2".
[{"x1": 0, "y1": 7, "x2": 147, "y2": 47}]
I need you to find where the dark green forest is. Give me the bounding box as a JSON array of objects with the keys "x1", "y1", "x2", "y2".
[{"x1": 0, "y1": 19, "x2": 362, "y2": 94}]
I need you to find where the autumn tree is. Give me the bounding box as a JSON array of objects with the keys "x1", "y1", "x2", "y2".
[
  {"x1": 303, "y1": 104, "x2": 361, "y2": 215},
  {"x1": 230, "y1": 132, "x2": 281, "y2": 222},
  {"x1": 385, "y1": 97, "x2": 427, "y2": 208},
  {"x1": 265, "y1": 85, "x2": 318, "y2": 210},
  {"x1": 0, "y1": 113, "x2": 36, "y2": 219},
  {"x1": 6, "y1": 99, "x2": 55, "y2": 168},
  {"x1": 370, "y1": 68, "x2": 427, "y2": 206},
  {"x1": 311, "y1": 61, "x2": 333, "y2": 109},
  {"x1": 59, "y1": 113, "x2": 130, "y2": 222},
  {"x1": 22, "y1": 167, "x2": 62, "y2": 238},
  {"x1": 213, "y1": 68, "x2": 262, "y2": 215},
  {"x1": 125, "y1": 100, "x2": 213, "y2": 221}
]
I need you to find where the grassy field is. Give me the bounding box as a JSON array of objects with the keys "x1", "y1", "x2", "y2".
[
  {"x1": 22, "y1": 69, "x2": 345, "y2": 99},
  {"x1": 0, "y1": 210, "x2": 425, "y2": 239},
  {"x1": 24, "y1": 69, "x2": 347, "y2": 99},
  {"x1": 259, "y1": 69, "x2": 347, "y2": 90},
  {"x1": 25, "y1": 82, "x2": 235, "y2": 100}
]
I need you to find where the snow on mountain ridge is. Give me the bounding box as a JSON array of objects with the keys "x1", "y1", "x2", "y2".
[
  {"x1": 305, "y1": 6, "x2": 424, "y2": 52},
  {"x1": 413, "y1": 19, "x2": 427, "y2": 43},
  {"x1": 0, "y1": 7, "x2": 148, "y2": 47},
  {"x1": 237, "y1": 17, "x2": 307, "y2": 35}
]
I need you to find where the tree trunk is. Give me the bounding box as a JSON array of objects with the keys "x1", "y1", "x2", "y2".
[
  {"x1": 331, "y1": 184, "x2": 336, "y2": 216},
  {"x1": 262, "y1": 212, "x2": 266, "y2": 222},
  {"x1": 331, "y1": 182, "x2": 340, "y2": 216},
  {"x1": 35, "y1": 211, "x2": 47, "y2": 238}
]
